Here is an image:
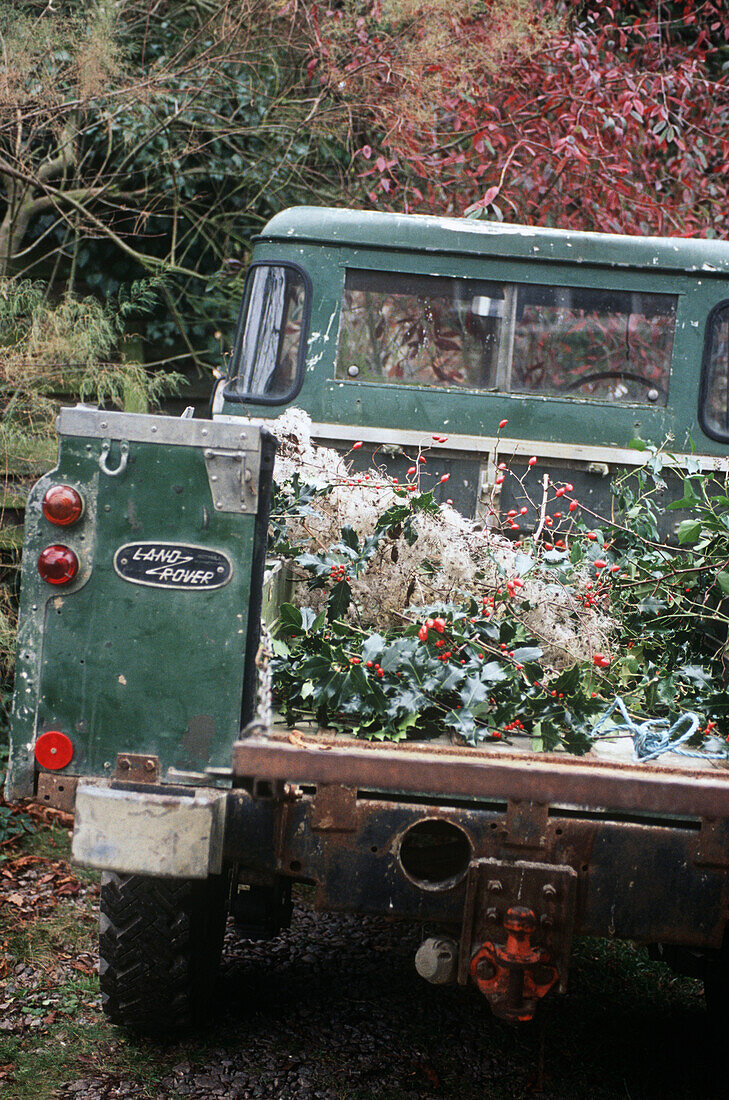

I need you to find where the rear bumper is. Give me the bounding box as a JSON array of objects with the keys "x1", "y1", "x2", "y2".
[{"x1": 72, "y1": 782, "x2": 227, "y2": 879}]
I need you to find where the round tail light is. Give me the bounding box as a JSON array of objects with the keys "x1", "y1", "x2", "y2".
[
  {"x1": 38, "y1": 544, "x2": 79, "y2": 585},
  {"x1": 35, "y1": 730, "x2": 74, "y2": 770},
  {"x1": 42, "y1": 484, "x2": 84, "y2": 526}
]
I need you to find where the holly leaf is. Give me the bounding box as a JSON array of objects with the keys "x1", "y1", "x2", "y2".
[
  {"x1": 512, "y1": 647, "x2": 543, "y2": 664},
  {"x1": 637, "y1": 596, "x2": 666, "y2": 616},
  {"x1": 278, "y1": 603, "x2": 303, "y2": 632},
  {"x1": 459, "y1": 675, "x2": 490, "y2": 708},
  {"x1": 444, "y1": 708, "x2": 479, "y2": 743},
  {"x1": 677, "y1": 664, "x2": 712, "y2": 688},
  {"x1": 481, "y1": 661, "x2": 509, "y2": 684},
  {"x1": 362, "y1": 633, "x2": 386, "y2": 663},
  {"x1": 327, "y1": 580, "x2": 351, "y2": 621}
]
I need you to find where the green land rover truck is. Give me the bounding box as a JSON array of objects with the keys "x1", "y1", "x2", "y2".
[{"x1": 7, "y1": 208, "x2": 729, "y2": 1033}]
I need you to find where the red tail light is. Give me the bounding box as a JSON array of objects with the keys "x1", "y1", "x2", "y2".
[
  {"x1": 34, "y1": 730, "x2": 74, "y2": 770},
  {"x1": 38, "y1": 545, "x2": 79, "y2": 585},
  {"x1": 42, "y1": 485, "x2": 84, "y2": 526}
]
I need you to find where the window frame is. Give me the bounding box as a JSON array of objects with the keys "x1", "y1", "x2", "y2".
[
  {"x1": 699, "y1": 299, "x2": 729, "y2": 444},
  {"x1": 223, "y1": 260, "x2": 312, "y2": 406},
  {"x1": 335, "y1": 267, "x2": 677, "y2": 407}
]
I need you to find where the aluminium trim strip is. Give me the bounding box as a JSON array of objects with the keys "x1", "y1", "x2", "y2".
[
  {"x1": 57, "y1": 406, "x2": 260, "y2": 452},
  {"x1": 306, "y1": 421, "x2": 728, "y2": 471}
]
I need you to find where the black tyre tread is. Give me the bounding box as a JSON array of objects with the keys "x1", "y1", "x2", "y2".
[{"x1": 99, "y1": 871, "x2": 228, "y2": 1034}]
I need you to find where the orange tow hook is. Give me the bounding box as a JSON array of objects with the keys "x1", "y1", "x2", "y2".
[{"x1": 469, "y1": 905, "x2": 559, "y2": 1023}]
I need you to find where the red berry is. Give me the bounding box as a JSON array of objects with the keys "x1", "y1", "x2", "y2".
[
  {"x1": 569, "y1": 500, "x2": 578, "y2": 512},
  {"x1": 433, "y1": 618, "x2": 446, "y2": 633},
  {"x1": 352, "y1": 441, "x2": 363, "y2": 449},
  {"x1": 440, "y1": 473, "x2": 450, "y2": 483},
  {"x1": 418, "y1": 625, "x2": 428, "y2": 642},
  {"x1": 498, "y1": 419, "x2": 508, "y2": 429},
  {"x1": 528, "y1": 456, "x2": 537, "y2": 467}
]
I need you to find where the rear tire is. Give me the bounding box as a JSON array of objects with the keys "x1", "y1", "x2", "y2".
[{"x1": 99, "y1": 871, "x2": 229, "y2": 1035}]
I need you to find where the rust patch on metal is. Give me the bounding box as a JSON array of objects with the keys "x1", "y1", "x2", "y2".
[
  {"x1": 695, "y1": 818, "x2": 729, "y2": 868},
  {"x1": 311, "y1": 785, "x2": 358, "y2": 832},
  {"x1": 114, "y1": 753, "x2": 160, "y2": 783},
  {"x1": 36, "y1": 772, "x2": 78, "y2": 813},
  {"x1": 505, "y1": 800, "x2": 548, "y2": 850},
  {"x1": 232, "y1": 737, "x2": 729, "y2": 819}
]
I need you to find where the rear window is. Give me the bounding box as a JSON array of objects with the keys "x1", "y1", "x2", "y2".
[
  {"x1": 701, "y1": 303, "x2": 729, "y2": 441},
  {"x1": 336, "y1": 270, "x2": 676, "y2": 406},
  {"x1": 227, "y1": 264, "x2": 308, "y2": 403}
]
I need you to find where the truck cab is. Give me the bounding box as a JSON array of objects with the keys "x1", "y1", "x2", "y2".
[{"x1": 214, "y1": 207, "x2": 729, "y2": 520}]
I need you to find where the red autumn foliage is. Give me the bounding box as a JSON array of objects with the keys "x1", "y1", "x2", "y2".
[{"x1": 307, "y1": 0, "x2": 729, "y2": 236}]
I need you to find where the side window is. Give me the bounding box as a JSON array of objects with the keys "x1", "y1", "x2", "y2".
[
  {"x1": 228, "y1": 265, "x2": 307, "y2": 403},
  {"x1": 701, "y1": 303, "x2": 729, "y2": 440},
  {"x1": 511, "y1": 287, "x2": 674, "y2": 404},
  {"x1": 336, "y1": 270, "x2": 676, "y2": 405}
]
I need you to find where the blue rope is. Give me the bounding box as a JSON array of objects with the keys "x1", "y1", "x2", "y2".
[{"x1": 591, "y1": 696, "x2": 726, "y2": 761}]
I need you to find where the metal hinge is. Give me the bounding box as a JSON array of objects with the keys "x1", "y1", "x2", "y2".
[
  {"x1": 115, "y1": 753, "x2": 160, "y2": 783},
  {"x1": 203, "y1": 448, "x2": 260, "y2": 514}
]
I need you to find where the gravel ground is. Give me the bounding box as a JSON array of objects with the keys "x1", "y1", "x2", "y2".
[{"x1": 43, "y1": 892, "x2": 724, "y2": 1100}]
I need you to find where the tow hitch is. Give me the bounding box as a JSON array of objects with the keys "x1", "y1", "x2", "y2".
[
  {"x1": 459, "y1": 857, "x2": 578, "y2": 1022},
  {"x1": 470, "y1": 906, "x2": 558, "y2": 1022}
]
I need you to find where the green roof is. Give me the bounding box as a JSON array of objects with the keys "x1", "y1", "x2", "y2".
[{"x1": 258, "y1": 206, "x2": 729, "y2": 276}]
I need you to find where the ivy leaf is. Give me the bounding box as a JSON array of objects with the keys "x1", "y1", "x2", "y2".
[{"x1": 716, "y1": 571, "x2": 729, "y2": 596}]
